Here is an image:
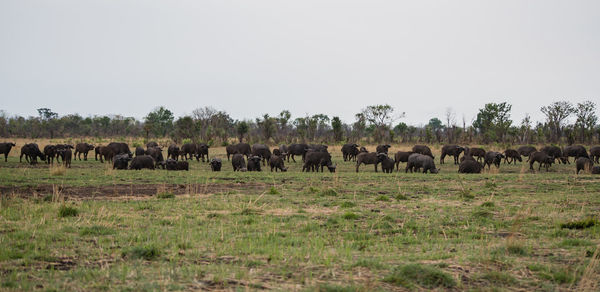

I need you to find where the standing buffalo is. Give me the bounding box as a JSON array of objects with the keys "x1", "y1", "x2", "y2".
[
  {"x1": 167, "y1": 145, "x2": 180, "y2": 160},
  {"x1": 540, "y1": 146, "x2": 566, "y2": 164},
  {"x1": 303, "y1": 151, "x2": 334, "y2": 172},
  {"x1": 562, "y1": 145, "x2": 589, "y2": 163},
  {"x1": 107, "y1": 142, "x2": 131, "y2": 156},
  {"x1": 466, "y1": 147, "x2": 486, "y2": 162},
  {"x1": 269, "y1": 155, "x2": 287, "y2": 172},
  {"x1": 376, "y1": 144, "x2": 391, "y2": 154},
  {"x1": 210, "y1": 158, "x2": 222, "y2": 171},
  {"x1": 57, "y1": 147, "x2": 72, "y2": 168},
  {"x1": 0, "y1": 142, "x2": 16, "y2": 162},
  {"x1": 529, "y1": 151, "x2": 554, "y2": 172},
  {"x1": 287, "y1": 143, "x2": 309, "y2": 162},
  {"x1": 44, "y1": 145, "x2": 58, "y2": 164},
  {"x1": 226, "y1": 143, "x2": 252, "y2": 160},
  {"x1": 129, "y1": 155, "x2": 155, "y2": 170},
  {"x1": 98, "y1": 146, "x2": 115, "y2": 163},
  {"x1": 503, "y1": 149, "x2": 522, "y2": 164},
  {"x1": 247, "y1": 156, "x2": 262, "y2": 171},
  {"x1": 394, "y1": 151, "x2": 414, "y2": 171},
  {"x1": 145, "y1": 147, "x2": 165, "y2": 166},
  {"x1": 484, "y1": 151, "x2": 504, "y2": 169},
  {"x1": 20, "y1": 143, "x2": 45, "y2": 164},
  {"x1": 251, "y1": 144, "x2": 271, "y2": 165},
  {"x1": 576, "y1": 157, "x2": 593, "y2": 174},
  {"x1": 196, "y1": 143, "x2": 209, "y2": 162},
  {"x1": 74, "y1": 143, "x2": 95, "y2": 161},
  {"x1": 517, "y1": 145, "x2": 537, "y2": 157},
  {"x1": 440, "y1": 145, "x2": 465, "y2": 164},
  {"x1": 380, "y1": 155, "x2": 395, "y2": 173},
  {"x1": 181, "y1": 143, "x2": 197, "y2": 160},
  {"x1": 146, "y1": 141, "x2": 159, "y2": 148},
  {"x1": 590, "y1": 146, "x2": 600, "y2": 164},
  {"x1": 412, "y1": 145, "x2": 434, "y2": 159},
  {"x1": 341, "y1": 143, "x2": 360, "y2": 161},
  {"x1": 406, "y1": 153, "x2": 439, "y2": 174},
  {"x1": 135, "y1": 146, "x2": 145, "y2": 157},
  {"x1": 279, "y1": 145, "x2": 289, "y2": 157},
  {"x1": 592, "y1": 166, "x2": 600, "y2": 174},
  {"x1": 231, "y1": 154, "x2": 246, "y2": 171},
  {"x1": 356, "y1": 152, "x2": 387, "y2": 173}
]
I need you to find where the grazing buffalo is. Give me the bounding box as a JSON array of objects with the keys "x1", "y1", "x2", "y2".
[
  {"x1": 20, "y1": 143, "x2": 45, "y2": 164},
  {"x1": 247, "y1": 156, "x2": 262, "y2": 171},
  {"x1": 303, "y1": 151, "x2": 334, "y2": 172},
  {"x1": 590, "y1": 146, "x2": 600, "y2": 163},
  {"x1": 376, "y1": 144, "x2": 391, "y2": 154},
  {"x1": 576, "y1": 157, "x2": 593, "y2": 174},
  {"x1": 540, "y1": 146, "x2": 566, "y2": 164},
  {"x1": 592, "y1": 166, "x2": 600, "y2": 174},
  {"x1": 226, "y1": 143, "x2": 252, "y2": 160},
  {"x1": 269, "y1": 155, "x2": 287, "y2": 172},
  {"x1": 146, "y1": 141, "x2": 158, "y2": 148},
  {"x1": 308, "y1": 144, "x2": 328, "y2": 153},
  {"x1": 412, "y1": 145, "x2": 434, "y2": 159},
  {"x1": 53, "y1": 144, "x2": 73, "y2": 163},
  {"x1": 529, "y1": 151, "x2": 554, "y2": 172},
  {"x1": 458, "y1": 156, "x2": 483, "y2": 173},
  {"x1": 341, "y1": 143, "x2": 360, "y2": 161},
  {"x1": 251, "y1": 144, "x2": 271, "y2": 165},
  {"x1": 232, "y1": 154, "x2": 246, "y2": 171},
  {"x1": 380, "y1": 155, "x2": 395, "y2": 173},
  {"x1": 562, "y1": 145, "x2": 589, "y2": 163},
  {"x1": 135, "y1": 146, "x2": 145, "y2": 157},
  {"x1": 196, "y1": 143, "x2": 209, "y2": 162},
  {"x1": 356, "y1": 152, "x2": 387, "y2": 173},
  {"x1": 503, "y1": 149, "x2": 522, "y2": 164},
  {"x1": 287, "y1": 143, "x2": 309, "y2": 162},
  {"x1": 484, "y1": 151, "x2": 504, "y2": 169},
  {"x1": 394, "y1": 151, "x2": 414, "y2": 171},
  {"x1": 517, "y1": 145, "x2": 537, "y2": 157},
  {"x1": 113, "y1": 154, "x2": 131, "y2": 169},
  {"x1": 181, "y1": 143, "x2": 197, "y2": 160},
  {"x1": 129, "y1": 155, "x2": 155, "y2": 170},
  {"x1": 406, "y1": 153, "x2": 439, "y2": 174},
  {"x1": 167, "y1": 145, "x2": 180, "y2": 160},
  {"x1": 74, "y1": 143, "x2": 95, "y2": 161},
  {"x1": 210, "y1": 158, "x2": 222, "y2": 171},
  {"x1": 466, "y1": 147, "x2": 486, "y2": 162},
  {"x1": 0, "y1": 142, "x2": 16, "y2": 162},
  {"x1": 440, "y1": 145, "x2": 465, "y2": 165},
  {"x1": 44, "y1": 145, "x2": 58, "y2": 164}
]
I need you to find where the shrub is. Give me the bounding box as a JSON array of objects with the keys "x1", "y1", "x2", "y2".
[
  {"x1": 58, "y1": 205, "x2": 79, "y2": 218},
  {"x1": 560, "y1": 218, "x2": 597, "y2": 229},
  {"x1": 156, "y1": 192, "x2": 175, "y2": 199},
  {"x1": 122, "y1": 245, "x2": 161, "y2": 260},
  {"x1": 268, "y1": 187, "x2": 279, "y2": 195},
  {"x1": 383, "y1": 263, "x2": 456, "y2": 289},
  {"x1": 342, "y1": 212, "x2": 359, "y2": 220}
]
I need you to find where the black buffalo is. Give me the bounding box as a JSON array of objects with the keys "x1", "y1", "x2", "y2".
[
  {"x1": 74, "y1": 143, "x2": 95, "y2": 161},
  {"x1": 0, "y1": 142, "x2": 16, "y2": 162},
  {"x1": 287, "y1": 143, "x2": 309, "y2": 162},
  {"x1": 226, "y1": 143, "x2": 252, "y2": 160},
  {"x1": 210, "y1": 158, "x2": 222, "y2": 171},
  {"x1": 484, "y1": 151, "x2": 504, "y2": 169},
  {"x1": 269, "y1": 155, "x2": 287, "y2": 172},
  {"x1": 406, "y1": 153, "x2": 439, "y2": 174},
  {"x1": 576, "y1": 157, "x2": 593, "y2": 174},
  {"x1": 394, "y1": 151, "x2": 414, "y2": 171},
  {"x1": 356, "y1": 152, "x2": 387, "y2": 173},
  {"x1": 529, "y1": 151, "x2": 554, "y2": 172},
  {"x1": 20, "y1": 143, "x2": 45, "y2": 164},
  {"x1": 503, "y1": 149, "x2": 522, "y2": 164},
  {"x1": 247, "y1": 156, "x2": 262, "y2": 171},
  {"x1": 412, "y1": 145, "x2": 434, "y2": 159},
  {"x1": 232, "y1": 154, "x2": 246, "y2": 171},
  {"x1": 113, "y1": 154, "x2": 131, "y2": 169},
  {"x1": 251, "y1": 144, "x2": 271, "y2": 165},
  {"x1": 440, "y1": 145, "x2": 465, "y2": 164},
  {"x1": 129, "y1": 155, "x2": 155, "y2": 170},
  {"x1": 341, "y1": 143, "x2": 360, "y2": 161}
]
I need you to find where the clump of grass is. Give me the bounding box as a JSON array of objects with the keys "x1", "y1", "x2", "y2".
[
  {"x1": 316, "y1": 284, "x2": 362, "y2": 292},
  {"x1": 79, "y1": 225, "x2": 114, "y2": 236},
  {"x1": 122, "y1": 245, "x2": 161, "y2": 260},
  {"x1": 506, "y1": 243, "x2": 528, "y2": 256},
  {"x1": 156, "y1": 192, "x2": 175, "y2": 199},
  {"x1": 319, "y1": 188, "x2": 338, "y2": 197},
  {"x1": 477, "y1": 271, "x2": 517, "y2": 286},
  {"x1": 58, "y1": 205, "x2": 79, "y2": 218},
  {"x1": 375, "y1": 195, "x2": 390, "y2": 202},
  {"x1": 558, "y1": 238, "x2": 593, "y2": 247},
  {"x1": 560, "y1": 217, "x2": 598, "y2": 229},
  {"x1": 49, "y1": 165, "x2": 66, "y2": 176},
  {"x1": 383, "y1": 263, "x2": 456, "y2": 289},
  {"x1": 394, "y1": 194, "x2": 408, "y2": 200},
  {"x1": 268, "y1": 186, "x2": 279, "y2": 195},
  {"x1": 342, "y1": 212, "x2": 359, "y2": 220},
  {"x1": 307, "y1": 186, "x2": 319, "y2": 194},
  {"x1": 340, "y1": 201, "x2": 356, "y2": 208},
  {"x1": 239, "y1": 208, "x2": 261, "y2": 215},
  {"x1": 472, "y1": 209, "x2": 493, "y2": 219},
  {"x1": 351, "y1": 258, "x2": 385, "y2": 269},
  {"x1": 481, "y1": 201, "x2": 495, "y2": 208}
]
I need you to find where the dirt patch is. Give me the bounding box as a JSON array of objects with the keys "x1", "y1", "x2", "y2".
[{"x1": 0, "y1": 182, "x2": 268, "y2": 200}]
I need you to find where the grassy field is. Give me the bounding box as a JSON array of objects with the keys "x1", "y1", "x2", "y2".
[{"x1": 1, "y1": 142, "x2": 599, "y2": 291}]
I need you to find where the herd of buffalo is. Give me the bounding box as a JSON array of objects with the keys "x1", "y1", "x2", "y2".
[{"x1": 1, "y1": 141, "x2": 600, "y2": 175}]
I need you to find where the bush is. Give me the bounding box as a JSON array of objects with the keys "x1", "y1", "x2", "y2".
[
  {"x1": 122, "y1": 245, "x2": 161, "y2": 260},
  {"x1": 560, "y1": 218, "x2": 597, "y2": 229},
  {"x1": 318, "y1": 188, "x2": 338, "y2": 197},
  {"x1": 383, "y1": 263, "x2": 456, "y2": 289},
  {"x1": 342, "y1": 212, "x2": 359, "y2": 220},
  {"x1": 58, "y1": 205, "x2": 79, "y2": 218},
  {"x1": 375, "y1": 195, "x2": 390, "y2": 202},
  {"x1": 156, "y1": 192, "x2": 175, "y2": 199},
  {"x1": 268, "y1": 187, "x2": 279, "y2": 195}
]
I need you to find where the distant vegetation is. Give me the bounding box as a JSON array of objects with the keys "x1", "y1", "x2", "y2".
[{"x1": 1, "y1": 100, "x2": 598, "y2": 145}]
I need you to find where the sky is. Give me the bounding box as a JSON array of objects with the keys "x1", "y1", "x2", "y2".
[{"x1": 1, "y1": 0, "x2": 599, "y2": 126}]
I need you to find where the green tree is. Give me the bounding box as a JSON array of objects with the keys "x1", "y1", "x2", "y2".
[
  {"x1": 144, "y1": 106, "x2": 174, "y2": 137},
  {"x1": 360, "y1": 104, "x2": 402, "y2": 143},
  {"x1": 473, "y1": 102, "x2": 513, "y2": 143},
  {"x1": 540, "y1": 101, "x2": 574, "y2": 143},
  {"x1": 256, "y1": 114, "x2": 276, "y2": 142},
  {"x1": 172, "y1": 116, "x2": 196, "y2": 142},
  {"x1": 574, "y1": 101, "x2": 597, "y2": 143},
  {"x1": 393, "y1": 122, "x2": 408, "y2": 142},
  {"x1": 236, "y1": 121, "x2": 249, "y2": 143},
  {"x1": 331, "y1": 116, "x2": 343, "y2": 142}
]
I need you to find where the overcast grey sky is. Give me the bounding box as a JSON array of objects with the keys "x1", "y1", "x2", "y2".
[{"x1": 1, "y1": 0, "x2": 599, "y2": 126}]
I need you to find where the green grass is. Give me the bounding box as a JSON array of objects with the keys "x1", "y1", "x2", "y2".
[{"x1": 0, "y1": 145, "x2": 599, "y2": 290}]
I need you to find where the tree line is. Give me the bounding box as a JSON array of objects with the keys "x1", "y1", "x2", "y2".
[{"x1": 0, "y1": 100, "x2": 598, "y2": 146}]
